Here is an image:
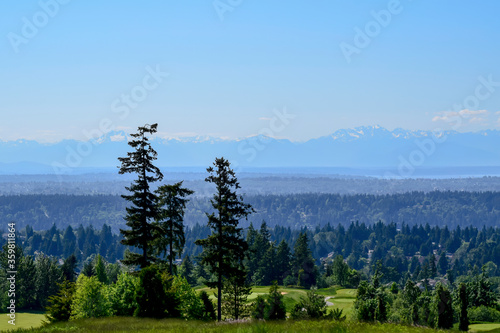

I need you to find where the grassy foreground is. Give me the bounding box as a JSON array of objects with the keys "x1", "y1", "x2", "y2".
[
  {"x1": 6, "y1": 317, "x2": 451, "y2": 333},
  {"x1": 0, "y1": 312, "x2": 45, "y2": 332}
]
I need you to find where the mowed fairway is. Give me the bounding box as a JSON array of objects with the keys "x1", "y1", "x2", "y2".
[
  {"x1": 324, "y1": 288, "x2": 357, "y2": 318},
  {"x1": 469, "y1": 323, "x2": 500, "y2": 332},
  {"x1": 0, "y1": 311, "x2": 45, "y2": 331},
  {"x1": 197, "y1": 286, "x2": 355, "y2": 317}
]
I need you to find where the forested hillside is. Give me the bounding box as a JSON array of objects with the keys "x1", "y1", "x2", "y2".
[
  {"x1": 1, "y1": 191, "x2": 499, "y2": 232},
  {"x1": 9, "y1": 220, "x2": 500, "y2": 281}
]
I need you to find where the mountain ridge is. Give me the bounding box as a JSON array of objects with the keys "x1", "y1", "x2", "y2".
[{"x1": 1, "y1": 126, "x2": 499, "y2": 173}]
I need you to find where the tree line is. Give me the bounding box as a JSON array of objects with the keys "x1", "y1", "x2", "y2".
[{"x1": 0, "y1": 190, "x2": 499, "y2": 233}]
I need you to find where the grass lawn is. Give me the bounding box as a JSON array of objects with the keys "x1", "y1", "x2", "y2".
[
  {"x1": 196, "y1": 285, "x2": 355, "y2": 319},
  {"x1": 469, "y1": 323, "x2": 500, "y2": 332},
  {"x1": 0, "y1": 311, "x2": 45, "y2": 332},
  {"x1": 7, "y1": 317, "x2": 452, "y2": 333}
]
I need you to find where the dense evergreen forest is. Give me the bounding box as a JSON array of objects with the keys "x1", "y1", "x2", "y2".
[
  {"x1": 7, "y1": 220, "x2": 500, "y2": 280},
  {"x1": 1, "y1": 190, "x2": 499, "y2": 233}
]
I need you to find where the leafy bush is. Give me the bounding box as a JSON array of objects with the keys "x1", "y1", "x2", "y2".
[
  {"x1": 109, "y1": 273, "x2": 139, "y2": 316},
  {"x1": 291, "y1": 287, "x2": 329, "y2": 320},
  {"x1": 468, "y1": 305, "x2": 500, "y2": 322},
  {"x1": 71, "y1": 275, "x2": 112, "y2": 319},
  {"x1": 171, "y1": 276, "x2": 204, "y2": 320}
]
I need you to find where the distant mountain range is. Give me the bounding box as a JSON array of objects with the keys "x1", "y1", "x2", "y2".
[{"x1": 1, "y1": 126, "x2": 499, "y2": 175}]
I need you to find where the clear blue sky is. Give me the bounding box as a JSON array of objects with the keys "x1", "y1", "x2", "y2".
[{"x1": 1, "y1": 0, "x2": 500, "y2": 142}]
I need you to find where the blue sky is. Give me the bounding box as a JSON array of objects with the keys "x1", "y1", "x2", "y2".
[{"x1": 1, "y1": 0, "x2": 500, "y2": 142}]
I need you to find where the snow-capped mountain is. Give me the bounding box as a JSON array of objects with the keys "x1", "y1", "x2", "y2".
[{"x1": 0, "y1": 126, "x2": 499, "y2": 174}]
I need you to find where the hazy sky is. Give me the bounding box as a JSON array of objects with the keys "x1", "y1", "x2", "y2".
[{"x1": 1, "y1": 1, "x2": 500, "y2": 142}]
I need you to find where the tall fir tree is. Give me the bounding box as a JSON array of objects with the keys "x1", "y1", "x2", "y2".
[
  {"x1": 458, "y1": 283, "x2": 469, "y2": 331},
  {"x1": 293, "y1": 232, "x2": 317, "y2": 288},
  {"x1": 221, "y1": 273, "x2": 252, "y2": 320},
  {"x1": 195, "y1": 157, "x2": 253, "y2": 321},
  {"x1": 154, "y1": 181, "x2": 193, "y2": 275},
  {"x1": 276, "y1": 239, "x2": 292, "y2": 285},
  {"x1": 118, "y1": 123, "x2": 164, "y2": 268},
  {"x1": 61, "y1": 254, "x2": 77, "y2": 282},
  {"x1": 94, "y1": 254, "x2": 108, "y2": 284},
  {"x1": 179, "y1": 255, "x2": 195, "y2": 285},
  {"x1": 434, "y1": 283, "x2": 454, "y2": 329}
]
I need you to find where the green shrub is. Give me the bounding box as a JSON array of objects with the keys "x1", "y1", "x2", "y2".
[
  {"x1": 251, "y1": 295, "x2": 267, "y2": 320},
  {"x1": 291, "y1": 287, "x2": 329, "y2": 319},
  {"x1": 45, "y1": 280, "x2": 76, "y2": 322},
  {"x1": 71, "y1": 275, "x2": 112, "y2": 319},
  {"x1": 171, "y1": 276, "x2": 204, "y2": 320},
  {"x1": 199, "y1": 291, "x2": 216, "y2": 321},
  {"x1": 469, "y1": 305, "x2": 500, "y2": 322},
  {"x1": 265, "y1": 282, "x2": 287, "y2": 320},
  {"x1": 134, "y1": 265, "x2": 167, "y2": 318},
  {"x1": 109, "y1": 273, "x2": 139, "y2": 316}
]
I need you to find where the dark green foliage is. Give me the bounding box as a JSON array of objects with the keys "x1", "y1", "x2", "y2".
[
  {"x1": 458, "y1": 283, "x2": 469, "y2": 332},
  {"x1": 437, "y1": 252, "x2": 448, "y2": 276},
  {"x1": 467, "y1": 266, "x2": 498, "y2": 308},
  {"x1": 105, "y1": 263, "x2": 121, "y2": 284},
  {"x1": 330, "y1": 308, "x2": 347, "y2": 321},
  {"x1": 61, "y1": 254, "x2": 77, "y2": 282},
  {"x1": 118, "y1": 123, "x2": 164, "y2": 268},
  {"x1": 94, "y1": 254, "x2": 108, "y2": 284},
  {"x1": 45, "y1": 280, "x2": 75, "y2": 322},
  {"x1": 402, "y1": 279, "x2": 420, "y2": 324},
  {"x1": 433, "y1": 283, "x2": 453, "y2": 329},
  {"x1": 330, "y1": 255, "x2": 349, "y2": 287},
  {"x1": 265, "y1": 281, "x2": 286, "y2": 320},
  {"x1": 17, "y1": 254, "x2": 37, "y2": 309},
  {"x1": 179, "y1": 255, "x2": 195, "y2": 285},
  {"x1": 134, "y1": 265, "x2": 167, "y2": 318},
  {"x1": 429, "y1": 254, "x2": 437, "y2": 278},
  {"x1": 247, "y1": 222, "x2": 277, "y2": 285},
  {"x1": 354, "y1": 277, "x2": 389, "y2": 323},
  {"x1": 199, "y1": 290, "x2": 216, "y2": 321},
  {"x1": 251, "y1": 295, "x2": 267, "y2": 320},
  {"x1": 390, "y1": 282, "x2": 399, "y2": 294},
  {"x1": 195, "y1": 157, "x2": 253, "y2": 321},
  {"x1": 291, "y1": 287, "x2": 329, "y2": 320},
  {"x1": 221, "y1": 273, "x2": 252, "y2": 320},
  {"x1": 292, "y1": 232, "x2": 316, "y2": 288},
  {"x1": 34, "y1": 254, "x2": 62, "y2": 309},
  {"x1": 154, "y1": 181, "x2": 193, "y2": 275},
  {"x1": 81, "y1": 260, "x2": 94, "y2": 277},
  {"x1": 275, "y1": 240, "x2": 292, "y2": 285}
]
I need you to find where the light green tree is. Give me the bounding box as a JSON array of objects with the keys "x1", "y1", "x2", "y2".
[{"x1": 71, "y1": 275, "x2": 112, "y2": 319}]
